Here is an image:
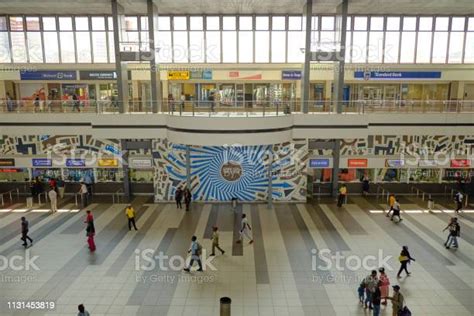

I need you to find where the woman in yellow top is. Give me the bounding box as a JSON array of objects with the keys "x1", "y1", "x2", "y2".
[
  {"x1": 125, "y1": 204, "x2": 138, "y2": 231},
  {"x1": 337, "y1": 184, "x2": 347, "y2": 207},
  {"x1": 386, "y1": 194, "x2": 396, "y2": 217}
]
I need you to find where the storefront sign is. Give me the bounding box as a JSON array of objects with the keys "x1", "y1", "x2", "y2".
[
  {"x1": 20, "y1": 70, "x2": 77, "y2": 80},
  {"x1": 309, "y1": 158, "x2": 330, "y2": 168},
  {"x1": 66, "y1": 159, "x2": 86, "y2": 167},
  {"x1": 385, "y1": 159, "x2": 405, "y2": 168},
  {"x1": 450, "y1": 159, "x2": 471, "y2": 168},
  {"x1": 130, "y1": 158, "x2": 153, "y2": 169},
  {"x1": 354, "y1": 71, "x2": 441, "y2": 80},
  {"x1": 347, "y1": 159, "x2": 368, "y2": 168},
  {"x1": 79, "y1": 71, "x2": 117, "y2": 80},
  {"x1": 203, "y1": 70, "x2": 212, "y2": 79},
  {"x1": 418, "y1": 160, "x2": 438, "y2": 167},
  {"x1": 105, "y1": 144, "x2": 121, "y2": 155},
  {"x1": 0, "y1": 159, "x2": 15, "y2": 167},
  {"x1": 228, "y1": 71, "x2": 262, "y2": 80},
  {"x1": 0, "y1": 168, "x2": 23, "y2": 173},
  {"x1": 282, "y1": 70, "x2": 302, "y2": 80},
  {"x1": 98, "y1": 159, "x2": 118, "y2": 167},
  {"x1": 188, "y1": 70, "x2": 213, "y2": 80},
  {"x1": 32, "y1": 158, "x2": 52, "y2": 167},
  {"x1": 168, "y1": 71, "x2": 190, "y2": 80}
]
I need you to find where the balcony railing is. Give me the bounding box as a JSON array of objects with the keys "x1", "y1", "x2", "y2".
[{"x1": 1, "y1": 99, "x2": 473, "y2": 117}]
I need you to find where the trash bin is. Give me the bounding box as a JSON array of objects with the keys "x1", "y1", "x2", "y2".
[
  {"x1": 427, "y1": 199, "x2": 434, "y2": 210},
  {"x1": 220, "y1": 297, "x2": 231, "y2": 316},
  {"x1": 26, "y1": 197, "x2": 33, "y2": 208}
]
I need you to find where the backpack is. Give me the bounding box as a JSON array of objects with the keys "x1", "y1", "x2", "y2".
[
  {"x1": 196, "y1": 242, "x2": 202, "y2": 256},
  {"x1": 455, "y1": 223, "x2": 461, "y2": 237}
]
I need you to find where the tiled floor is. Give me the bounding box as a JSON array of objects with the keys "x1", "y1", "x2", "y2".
[{"x1": 0, "y1": 195, "x2": 473, "y2": 316}]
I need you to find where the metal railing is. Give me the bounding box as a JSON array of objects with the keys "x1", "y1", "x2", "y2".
[
  {"x1": 37, "y1": 191, "x2": 48, "y2": 205},
  {"x1": 0, "y1": 188, "x2": 20, "y2": 206},
  {"x1": 447, "y1": 186, "x2": 470, "y2": 208},
  {"x1": 112, "y1": 189, "x2": 124, "y2": 204},
  {"x1": 74, "y1": 193, "x2": 83, "y2": 206},
  {"x1": 2, "y1": 99, "x2": 473, "y2": 116}
]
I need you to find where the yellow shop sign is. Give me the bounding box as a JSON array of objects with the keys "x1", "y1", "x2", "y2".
[{"x1": 168, "y1": 71, "x2": 190, "y2": 80}]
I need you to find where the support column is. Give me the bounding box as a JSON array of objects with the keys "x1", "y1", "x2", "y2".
[
  {"x1": 301, "y1": 0, "x2": 313, "y2": 113},
  {"x1": 121, "y1": 140, "x2": 131, "y2": 202},
  {"x1": 111, "y1": 0, "x2": 129, "y2": 113},
  {"x1": 331, "y1": 0, "x2": 348, "y2": 197},
  {"x1": 186, "y1": 145, "x2": 191, "y2": 188},
  {"x1": 147, "y1": 0, "x2": 162, "y2": 113},
  {"x1": 267, "y1": 148, "x2": 273, "y2": 209}
]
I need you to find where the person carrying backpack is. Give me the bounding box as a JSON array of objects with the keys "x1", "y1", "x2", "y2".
[
  {"x1": 454, "y1": 191, "x2": 463, "y2": 214},
  {"x1": 443, "y1": 217, "x2": 460, "y2": 249},
  {"x1": 184, "y1": 235, "x2": 203, "y2": 272}
]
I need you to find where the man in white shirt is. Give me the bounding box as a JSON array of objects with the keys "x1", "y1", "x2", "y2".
[
  {"x1": 236, "y1": 213, "x2": 253, "y2": 244},
  {"x1": 48, "y1": 186, "x2": 58, "y2": 213},
  {"x1": 79, "y1": 182, "x2": 88, "y2": 209},
  {"x1": 455, "y1": 191, "x2": 463, "y2": 214}
]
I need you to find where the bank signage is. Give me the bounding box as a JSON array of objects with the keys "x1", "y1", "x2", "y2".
[
  {"x1": 129, "y1": 158, "x2": 153, "y2": 169},
  {"x1": 66, "y1": 159, "x2": 86, "y2": 167},
  {"x1": 347, "y1": 159, "x2": 368, "y2": 168},
  {"x1": 20, "y1": 70, "x2": 77, "y2": 80},
  {"x1": 282, "y1": 70, "x2": 302, "y2": 80},
  {"x1": 385, "y1": 159, "x2": 405, "y2": 168},
  {"x1": 0, "y1": 159, "x2": 15, "y2": 167},
  {"x1": 309, "y1": 158, "x2": 330, "y2": 168},
  {"x1": 450, "y1": 159, "x2": 471, "y2": 168},
  {"x1": 354, "y1": 71, "x2": 442, "y2": 80},
  {"x1": 79, "y1": 71, "x2": 117, "y2": 80},
  {"x1": 32, "y1": 159, "x2": 52, "y2": 167}
]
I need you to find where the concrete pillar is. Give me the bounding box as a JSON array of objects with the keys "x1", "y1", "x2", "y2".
[
  {"x1": 121, "y1": 139, "x2": 131, "y2": 202},
  {"x1": 111, "y1": 0, "x2": 129, "y2": 113},
  {"x1": 301, "y1": 0, "x2": 313, "y2": 113},
  {"x1": 267, "y1": 148, "x2": 273, "y2": 209},
  {"x1": 147, "y1": 0, "x2": 162, "y2": 113},
  {"x1": 186, "y1": 145, "x2": 191, "y2": 188},
  {"x1": 330, "y1": 0, "x2": 348, "y2": 197}
]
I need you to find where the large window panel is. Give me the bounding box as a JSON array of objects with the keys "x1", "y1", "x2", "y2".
[
  {"x1": 351, "y1": 31, "x2": 367, "y2": 62},
  {"x1": 344, "y1": 30, "x2": 352, "y2": 61},
  {"x1": 0, "y1": 17, "x2": 7, "y2": 30},
  {"x1": 92, "y1": 32, "x2": 108, "y2": 63},
  {"x1": 189, "y1": 31, "x2": 205, "y2": 63},
  {"x1": 448, "y1": 32, "x2": 464, "y2": 63},
  {"x1": 190, "y1": 16, "x2": 203, "y2": 30},
  {"x1": 222, "y1": 31, "x2": 237, "y2": 62},
  {"x1": 239, "y1": 16, "x2": 252, "y2": 30},
  {"x1": 59, "y1": 17, "x2": 72, "y2": 31},
  {"x1": 256, "y1": 16, "x2": 269, "y2": 30},
  {"x1": 288, "y1": 16, "x2": 302, "y2": 30},
  {"x1": 432, "y1": 32, "x2": 448, "y2": 63},
  {"x1": 238, "y1": 31, "x2": 253, "y2": 62},
  {"x1": 206, "y1": 31, "x2": 220, "y2": 63},
  {"x1": 271, "y1": 31, "x2": 285, "y2": 62},
  {"x1": 255, "y1": 31, "x2": 269, "y2": 62},
  {"x1": 27, "y1": 32, "x2": 43, "y2": 62},
  {"x1": 368, "y1": 31, "x2": 383, "y2": 63},
  {"x1": 173, "y1": 16, "x2": 187, "y2": 31},
  {"x1": 384, "y1": 31, "x2": 399, "y2": 62},
  {"x1": 223, "y1": 17, "x2": 236, "y2": 30},
  {"x1": 75, "y1": 17, "x2": 89, "y2": 31},
  {"x1": 10, "y1": 17, "x2": 24, "y2": 31},
  {"x1": 42, "y1": 17, "x2": 56, "y2": 31},
  {"x1": 464, "y1": 33, "x2": 474, "y2": 63},
  {"x1": 173, "y1": 31, "x2": 188, "y2": 62},
  {"x1": 10, "y1": 32, "x2": 27, "y2": 63},
  {"x1": 272, "y1": 16, "x2": 285, "y2": 30},
  {"x1": 416, "y1": 32, "x2": 432, "y2": 63},
  {"x1": 158, "y1": 17, "x2": 170, "y2": 30},
  {"x1": 287, "y1": 31, "x2": 303, "y2": 62},
  {"x1": 206, "y1": 16, "x2": 219, "y2": 30},
  {"x1": 76, "y1": 32, "x2": 91, "y2": 63},
  {"x1": 0, "y1": 32, "x2": 11, "y2": 62},
  {"x1": 43, "y1": 32, "x2": 59, "y2": 62},
  {"x1": 108, "y1": 31, "x2": 115, "y2": 62},
  {"x1": 26, "y1": 17, "x2": 40, "y2": 31},
  {"x1": 60, "y1": 31, "x2": 75, "y2": 62},
  {"x1": 400, "y1": 32, "x2": 415, "y2": 63},
  {"x1": 156, "y1": 31, "x2": 171, "y2": 63},
  {"x1": 451, "y1": 17, "x2": 465, "y2": 31},
  {"x1": 92, "y1": 17, "x2": 105, "y2": 30}
]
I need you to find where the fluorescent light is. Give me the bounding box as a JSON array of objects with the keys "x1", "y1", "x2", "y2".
[
  {"x1": 369, "y1": 210, "x2": 384, "y2": 213},
  {"x1": 403, "y1": 210, "x2": 423, "y2": 213},
  {"x1": 70, "y1": 209, "x2": 81, "y2": 213},
  {"x1": 12, "y1": 209, "x2": 28, "y2": 212},
  {"x1": 31, "y1": 209, "x2": 50, "y2": 213},
  {"x1": 0, "y1": 209, "x2": 12, "y2": 212}
]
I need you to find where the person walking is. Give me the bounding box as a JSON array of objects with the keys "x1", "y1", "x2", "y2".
[
  {"x1": 56, "y1": 177, "x2": 65, "y2": 199},
  {"x1": 210, "y1": 226, "x2": 225, "y2": 256},
  {"x1": 391, "y1": 199, "x2": 402, "y2": 222},
  {"x1": 77, "y1": 304, "x2": 90, "y2": 316},
  {"x1": 6, "y1": 92, "x2": 15, "y2": 112},
  {"x1": 372, "y1": 280, "x2": 382, "y2": 316},
  {"x1": 386, "y1": 193, "x2": 396, "y2": 217},
  {"x1": 362, "y1": 175, "x2": 370, "y2": 196},
  {"x1": 20, "y1": 217, "x2": 33, "y2": 247},
  {"x1": 454, "y1": 191, "x2": 463, "y2": 214},
  {"x1": 364, "y1": 270, "x2": 378, "y2": 310},
  {"x1": 79, "y1": 182, "x2": 88, "y2": 209},
  {"x1": 84, "y1": 210, "x2": 96, "y2": 252},
  {"x1": 33, "y1": 95, "x2": 40, "y2": 112},
  {"x1": 443, "y1": 217, "x2": 460, "y2": 249},
  {"x1": 236, "y1": 213, "x2": 253, "y2": 244},
  {"x1": 337, "y1": 184, "x2": 347, "y2": 207},
  {"x1": 384, "y1": 285, "x2": 404, "y2": 316},
  {"x1": 183, "y1": 236, "x2": 203, "y2": 272},
  {"x1": 48, "y1": 186, "x2": 58, "y2": 213},
  {"x1": 397, "y1": 246, "x2": 415, "y2": 278},
  {"x1": 184, "y1": 187, "x2": 192, "y2": 211},
  {"x1": 125, "y1": 204, "x2": 138, "y2": 231},
  {"x1": 175, "y1": 186, "x2": 183, "y2": 209},
  {"x1": 378, "y1": 267, "x2": 390, "y2": 305},
  {"x1": 72, "y1": 94, "x2": 81, "y2": 112}
]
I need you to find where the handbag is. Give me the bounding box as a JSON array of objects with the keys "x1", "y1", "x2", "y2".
[
  {"x1": 398, "y1": 306, "x2": 411, "y2": 316},
  {"x1": 398, "y1": 255, "x2": 408, "y2": 262}
]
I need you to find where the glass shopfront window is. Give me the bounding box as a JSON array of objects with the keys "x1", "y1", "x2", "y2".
[
  {"x1": 409, "y1": 168, "x2": 440, "y2": 183},
  {"x1": 32, "y1": 168, "x2": 62, "y2": 181},
  {"x1": 376, "y1": 168, "x2": 408, "y2": 182},
  {"x1": 96, "y1": 168, "x2": 123, "y2": 182},
  {"x1": 63, "y1": 168, "x2": 94, "y2": 182},
  {"x1": 0, "y1": 169, "x2": 29, "y2": 182},
  {"x1": 443, "y1": 169, "x2": 473, "y2": 182},
  {"x1": 130, "y1": 169, "x2": 153, "y2": 183}
]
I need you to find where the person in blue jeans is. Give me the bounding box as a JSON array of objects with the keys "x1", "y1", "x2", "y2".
[
  {"x1": 364, "y1": 270, "x2": 378, "y2": 309},
  {"x1": 372, "y1": 281, "x2": 382, "y2": 316}
]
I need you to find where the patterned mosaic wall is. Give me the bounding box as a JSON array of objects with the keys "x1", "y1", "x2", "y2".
[{"x1": 152, "y1": 140, "x2": 308, "y2": 202}]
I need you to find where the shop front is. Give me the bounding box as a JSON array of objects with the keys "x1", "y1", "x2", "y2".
[{"x1": 129, "y1": 157, "x2": 154, "y2": 194}]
